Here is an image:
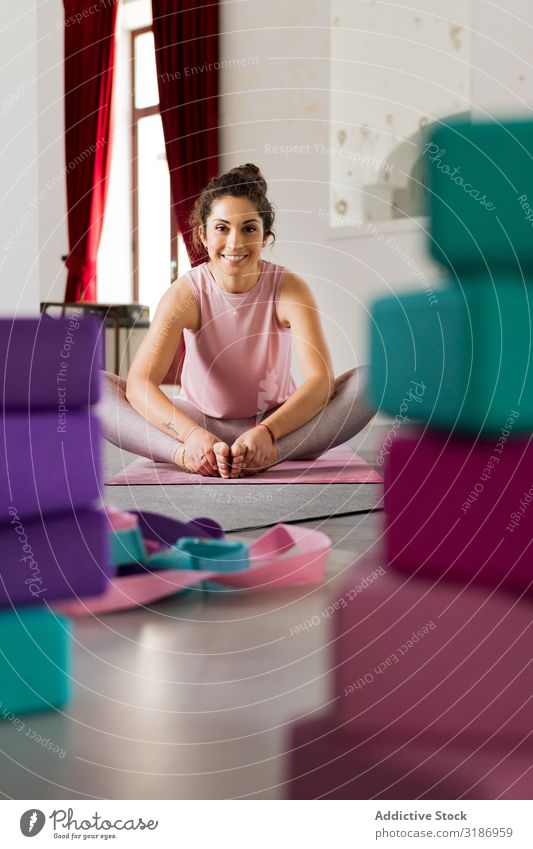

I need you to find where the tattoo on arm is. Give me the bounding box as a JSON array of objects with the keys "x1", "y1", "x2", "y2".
[{"x1": 163, "y1": 421, "x2": 181, "y2": 439}]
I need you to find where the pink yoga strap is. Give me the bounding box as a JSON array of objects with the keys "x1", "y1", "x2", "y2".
[{"x1": 53, "y1": 523, "x2": 331, "y2": 617}]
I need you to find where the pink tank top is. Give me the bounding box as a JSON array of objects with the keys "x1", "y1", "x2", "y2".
[{"x1": 178, "y1": 260, "x2": 297, "y2": 419}]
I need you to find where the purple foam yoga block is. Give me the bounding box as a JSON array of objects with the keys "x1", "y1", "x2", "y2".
[
  {"x1": 0, "y1": 316, "x2": 103, "y2": 409},
  {"x1": 288, "y1": 714, "x2": 533, "y2": 799},
  {"x1": 0, "y1": 412, "x2": 101, "y2": 523},
  {"x1": 332, "y1": 554, "x2": 533, "y2": 746},
  {"x1": 384, "y1": 427, "x2": 533, "y2": 594},
  {"x1": 1, "y1": 508, "x2": 109, "y2": 607}
]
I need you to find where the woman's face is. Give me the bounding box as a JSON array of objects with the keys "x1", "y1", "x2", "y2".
[{"x1": 200, "y1": 195, "x2": 266, "y2": 278}]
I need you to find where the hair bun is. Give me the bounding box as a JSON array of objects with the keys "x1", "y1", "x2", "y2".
[{"x1": 229, "y1": 163, "x2": 267, "y2": 193}]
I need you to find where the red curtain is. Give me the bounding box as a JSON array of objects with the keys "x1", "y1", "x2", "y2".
[
  {"x1": 63, "y1": 0, "x2": 117, "y2": 302},
  {"x1": 152, "y1": 0, "x2": 219, "y2": 266},
  {"x1": 152, "y1": 1, "x2": 219, "y2": 383}
]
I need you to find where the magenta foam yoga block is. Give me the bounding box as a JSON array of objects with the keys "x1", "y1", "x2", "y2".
[
  {"x1": 332, "y1": 554, "x2": 533, "y2": 746},
  {"x1": 1, "y1": 508, "x2": 109, "y2": 607},
  {"x1": 0, "y1": 316, "x2": 103, "y2": 410},
  {"x1": 383, "y1": 427, "x2": 533, "y2": 594},
  {"x1": 288, "y1": 714, "x2": 533, "y2": 799},
  {"x1": 0, "y1": 412, "x2": 101, "y2": 523}
]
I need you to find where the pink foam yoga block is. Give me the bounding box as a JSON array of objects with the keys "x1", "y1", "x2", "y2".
[
  {"x1": 384, "y1": 427, "x2": 533, "y2": 594},
  {"x1": 1, "y1": 508, "x2": 109, "y2": 607},
  {"x1": 288, "y1": 714, "x2": 533, "y2": 799},
  {"x1": 0, "y1": 316, "x2": 103, "y2": 409},
  {"x1": 332, "y1": 554, "x2": 533, "y2": 746}
]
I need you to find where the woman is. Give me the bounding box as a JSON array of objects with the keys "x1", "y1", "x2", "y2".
[{"x1": 99, "y1": 164, "x2": 374, "y2": 477}]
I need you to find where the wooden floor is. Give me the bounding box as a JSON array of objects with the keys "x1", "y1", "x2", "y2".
[{"x1": 0, "y1": 422, "x2": 386, "y2": 800}]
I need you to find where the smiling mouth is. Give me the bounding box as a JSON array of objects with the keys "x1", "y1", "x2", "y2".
[{"x1": 221, "y1": 253, "x2": 248, "y2": 262}]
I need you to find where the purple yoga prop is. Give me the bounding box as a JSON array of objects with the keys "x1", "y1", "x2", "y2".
[
  {"x1": 0, "y1": 316, "x2": 103, "y2": 409},
  {"x1": 130, "y1": 510, "x2": 224, "y2": 546},
  {"x1": 1, "y1": 508, "x2": 109, "y2": 608},
  {"x1": 0, "y1": 412, "x2": 101, "y2": 523}
]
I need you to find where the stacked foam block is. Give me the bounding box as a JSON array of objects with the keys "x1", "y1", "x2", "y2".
[
  {"x1": 0, "y1": 317, "x2": 109, "y2": 717},
  {"x1": 373, "y1": 118, "x2": 533, "y2": 592},
  {"x1": 289, "y1": 119, "x2": 533, "y2": 799}
]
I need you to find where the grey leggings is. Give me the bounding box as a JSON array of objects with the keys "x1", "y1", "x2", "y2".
[{"x1": 97, "y1": 368, "x2": 375, "y2": 464}]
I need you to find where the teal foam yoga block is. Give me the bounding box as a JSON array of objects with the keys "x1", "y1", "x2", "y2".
[
  {"x1": 175, "y1": 538, "x2": 249, "y2": 593},
  {"x1": 369, "y1": 279, "x2": 533, "y2": 433},
  {"x1": 110, "y1": 526, "x2": 146, "y2": 568},
  {"x1": 0, "y1": 609, "x2": 70, "y2": 716},
  {"x1": 146, "y1": 549, "x2": 193, "y2": 570},
  {"x1": 427, "y1": 119, "x2": 533, "y2": 270}
]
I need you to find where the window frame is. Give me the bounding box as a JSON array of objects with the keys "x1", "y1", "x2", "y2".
[{"x1": 130, "y1": 25, "x2": 178, "y2": 302}]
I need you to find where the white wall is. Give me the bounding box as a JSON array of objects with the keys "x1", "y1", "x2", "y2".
[
  {"x1": 472, "y1": 0, "x2": 533, "y2": 116},
  {"x1": 36, "y1": 0, "x2": 68, "y2": 305},
  {"x1": 0, "y1": 1, "x2": 40, "y2": 315},
  {"x1": 218, "y1": 0, "x2": 443, "y2": 372}
]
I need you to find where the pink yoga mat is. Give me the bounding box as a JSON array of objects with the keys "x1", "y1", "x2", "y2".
[{"x1": 105, "y1": 444, "x2": 382, "y2": 486}]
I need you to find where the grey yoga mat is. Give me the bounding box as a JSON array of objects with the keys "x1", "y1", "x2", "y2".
[{"x1": 102, "y1": 480, "x2": 383, "y2": 532}]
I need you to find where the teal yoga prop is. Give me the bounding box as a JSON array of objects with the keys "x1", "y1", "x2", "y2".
[
  {"x1": 369, "y1": 281, "x2": 532, "y2": 433},
  {"x1": 106, "y1": 507, "x2": 225, "y2": 574},
  {"x1": 427, "y1": 118, "x2": 533, "y2": 271},
  {"x1": 110, "y1": 526, "x2": 146, "y2": 570},
  {"x1": 175, "y1": 538, "x2": 249, "y2": 572},
  {"x1": 0, "y1": 609, "x2": 71, "y2": 717},
  {"x1": 175, "y1": 538, "x2": 250, "y2": 593},
  {"x1": 109, "y1": 511, "x2": 250, "y2": 592}
]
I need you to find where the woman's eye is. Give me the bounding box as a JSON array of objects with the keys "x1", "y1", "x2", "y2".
[{"x1": 214, "y1": 224, "x2": 257, "y2": 233}]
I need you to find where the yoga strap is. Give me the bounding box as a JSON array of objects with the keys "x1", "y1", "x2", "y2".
[{"x1": 53, "y1": 521, "x2": 330, "y2": 617}]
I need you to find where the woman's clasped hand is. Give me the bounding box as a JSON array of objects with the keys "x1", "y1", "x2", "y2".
[{"x1": 178, "y1": 426, "x2": 278, "y2": 478}]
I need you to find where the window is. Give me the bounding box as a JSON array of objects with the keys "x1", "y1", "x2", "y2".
[
  {"x1": 131, "y1": 26, "x2": 177, "y2": 318},
  {"x1": 98, "y1": 1, "x2": 190, "y2": 319}
]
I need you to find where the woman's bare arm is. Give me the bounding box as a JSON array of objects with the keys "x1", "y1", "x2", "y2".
[
  {"x1": 261, "y1": 271, "x2": 334, "y2": 440},
  {"x1": 125, "y1": 276, "x2": 203, "y2": 445}
]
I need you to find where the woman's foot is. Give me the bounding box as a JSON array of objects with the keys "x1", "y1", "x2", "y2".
[
  {"x1": 241, "y1": 443, "x2": 279, "y2": 476},
  {"x1": 213, "y1": 442, "x2": 232, "y2": 478},
  {"x1": 229, "y1": 442, "x2": 246, "y2": 478}
]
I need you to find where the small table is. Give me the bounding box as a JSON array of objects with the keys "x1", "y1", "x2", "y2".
[{"x1": 40, "y1": 302, "x2": 150, "y2": 375}]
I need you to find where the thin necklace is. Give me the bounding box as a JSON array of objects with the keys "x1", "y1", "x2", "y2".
[{"x1": 209, "y1": 262, "x2": 263, "y2": 316}]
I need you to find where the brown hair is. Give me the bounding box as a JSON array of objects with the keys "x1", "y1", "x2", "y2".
[{"x1": 189, "y1": 163, "x2": 275, "y2": 261}]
